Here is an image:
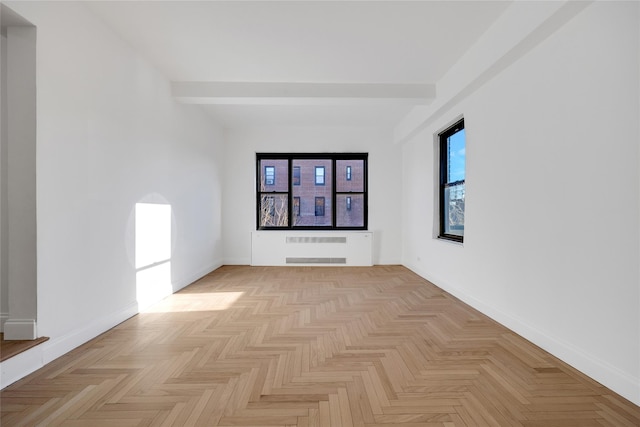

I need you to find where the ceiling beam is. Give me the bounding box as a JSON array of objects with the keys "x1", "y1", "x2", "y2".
[{"x1": 171, "y1": 81, "x2": 435, "y2": 106}]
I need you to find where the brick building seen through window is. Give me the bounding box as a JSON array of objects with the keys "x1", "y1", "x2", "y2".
[{"x1": 257, "y1": 154, "x2": 367, "y2": 229}]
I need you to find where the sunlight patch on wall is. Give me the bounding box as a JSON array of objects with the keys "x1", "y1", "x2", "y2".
[{"x1": 135, "y1": 202, "x2": 172, "y2": 311}]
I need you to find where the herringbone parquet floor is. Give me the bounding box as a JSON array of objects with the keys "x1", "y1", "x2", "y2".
[{"x1": 1, "y1": 265, "x2": 639, "y2": 426}]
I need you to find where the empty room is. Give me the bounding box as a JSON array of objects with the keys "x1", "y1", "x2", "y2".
[{"x1": 1, "y1": 1, "x2": 639, "y2": 425}]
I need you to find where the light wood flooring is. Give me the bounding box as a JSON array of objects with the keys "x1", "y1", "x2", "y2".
[{"x1": 1, "y1": 265, "x2": 639, "y2": 426}]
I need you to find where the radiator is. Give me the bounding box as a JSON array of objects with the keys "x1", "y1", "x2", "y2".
[{"x1": 251, "y1": 231, "x2": 373, "y2": 266}]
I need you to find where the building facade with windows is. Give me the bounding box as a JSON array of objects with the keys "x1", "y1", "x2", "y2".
[{"x1": 257, "y1": 154, "x2": 367, "y2": 230}]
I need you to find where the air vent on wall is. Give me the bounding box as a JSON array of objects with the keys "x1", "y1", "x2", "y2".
[
  {"x1": 286, "y1": 236, "x2": 347, "y2": 244},
  {"x1": 286, "y1": 257, "x2": 347, "y2": 264}
]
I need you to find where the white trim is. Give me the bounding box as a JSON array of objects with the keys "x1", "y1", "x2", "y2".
[
  {"x1": 173, "y1": 260, "x2": 222, "y2": 292},
  {"x1": 0, "y1": 301, "x2": 136, "y2": 389},
  {"x1": 404, "y1": 261, "x2": 640, "y2": 406},
  {"x1": 3, "y1": 318, "x2": 36, "y2": 340},
  {"x1": 0, "y1": 343, "x2": 42, "y2": 388},
  {"x1": 41, "y1": 302, "x2": 139, "y2": 366},
  {"x1": 223, "y1": 257, "x2": 251, "y2": 265},
  {"x1": 0, "y1": 265, "x2": 223, "y2": 390},
  {"x1": 0, "y1": 312, "x2": 8, "y2": 332}
]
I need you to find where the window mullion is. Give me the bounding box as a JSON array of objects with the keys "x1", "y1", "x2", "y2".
[
  {"x1": 332, "y1": 158, "x2": 336, "y2": 228},
  {"x1": 288, "y1": 158, "x2": 293, "y2": 229}
]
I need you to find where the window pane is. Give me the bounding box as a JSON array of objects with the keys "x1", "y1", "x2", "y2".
[
  {"x1": 336, "y1": 160, "x2": 364, "y2": 192},
  {"x1": 315, "y1": 197, "x2": 325, "y2": 216},
  {"x1": 293, "y1": 197, "x2": 300, "y2": 216},
  {"x1": 259, "y1": 194, "x2": 289, "y2": 227},
  {"x1": 336, "y1": 194, "x2": 364, "y2": 227},
  {"x1": 447, "y1": 129, "x2": 465, "y2": 183},
  {"x1": 265, "y1": 166, "x2": 275, "y2": 185},
  {"x1": 292, "y1": 159, "x2": 332, "y2": 227},
  {"x1": 315, "y1": 166, "x2": 325, "y2": 185},
  {"x1": 444, "y1": 184, "x2": 464, "y2": 237},
  {"x1": 293, "y1": 166, "x2": 301, "y2": 186},
  {"x1": 259, "y1": 159, "x2": 288, "y2": 192}
]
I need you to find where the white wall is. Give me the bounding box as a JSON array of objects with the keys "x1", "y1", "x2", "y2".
[
  {"x1": 1, "y1": 1, "x2": 224, "y2": 385},
  {"x1": 4, "y1": 24, "x2": 37, "y2": 340},
  {"x1": 402, "y1": 2, "x2": 640, "y2": 404},
  {"x1": 223, "y1": 126, "x2": 402, "y2": 265},
  {"x1": 0, "y1": 32, "x2": 7, "y2": 330}
]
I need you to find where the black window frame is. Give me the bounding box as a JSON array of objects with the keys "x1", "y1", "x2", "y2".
[
  {"x1": 256, "y1": 153, "x2": 368, "y2": 230},
  {"x1": 438, "y1": 119, "x2": 465, "y2": 243}
]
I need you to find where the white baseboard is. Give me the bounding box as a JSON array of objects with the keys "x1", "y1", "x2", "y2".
[
  {"x1": 3, "y1": 319, "x2": 37, "y2": 340},
  {"x1": 223, "y1": 257, "x2": 250, "y2": 265},
  {"x1": 0, "y1": 263, "x2": 224, "y2": 390},
  {"x1": 0, "y1": 312, "x2": 8, "y2": 332},
  {"x1": 0, "y1": 343, "x2": 43, "y2": 389},
  {"x1": 404, "y1": 262, "x2": 640, "y2": 407},
  {"x1": 0, "y1": 301, "x2": 137, "y2": 389},
  {"x1": 41, "y1": 301, "x2": 139, "y2": 366},
  {"x1": 173, "y1": 260, "x2": 223, "y2": 291}
]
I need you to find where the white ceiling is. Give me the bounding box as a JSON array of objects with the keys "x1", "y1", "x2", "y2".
[{"x1": 86, "y1": 1, "x2": 512, "y2": 128}]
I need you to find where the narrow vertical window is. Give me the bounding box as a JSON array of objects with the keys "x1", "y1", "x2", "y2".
[
  {"x1": 293, "y1": 166, "x2": 301, "y2": 186},
  {"x1": 293, "y1": 197, "x2": 300, "y2": 216},
  {"x1": 265, "y1": 166, "x2": 275, "y2": 186},
  {"x1": 315, "y1": 166, "x2": 325, "y2": 185},
  {"x1": 346, "y1": 196, "x2": 352, "y2": 211},
  {"x1": 439, "y1": 119, "x2": 465, "y2": 242},
  {"x1": 315, "y1": 197, "x2": 325, "y2": 216},
  {"x1": 346, "y1": 166, "x2": 352, "y2": 181}
]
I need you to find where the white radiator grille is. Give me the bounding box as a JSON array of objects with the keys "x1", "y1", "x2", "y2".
[
  {"x1": 286, "y1": 257, "x2": 347, "y2": 264},
  {"x1": 286, "y1": 236, "x2": 347, "y2": 244}
]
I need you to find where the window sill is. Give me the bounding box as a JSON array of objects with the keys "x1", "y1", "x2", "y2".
[{"x1": 437, "y1": 235, "x2": 464, "y2": 246}]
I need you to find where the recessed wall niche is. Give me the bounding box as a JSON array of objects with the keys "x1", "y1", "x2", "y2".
[{"x1": 1, "y1": 4, "x2": 37, "y2": 340}]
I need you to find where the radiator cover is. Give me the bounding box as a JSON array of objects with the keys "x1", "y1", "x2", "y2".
[{"x1": 251, "y1": 231, "x2": 373, "y2": 266}]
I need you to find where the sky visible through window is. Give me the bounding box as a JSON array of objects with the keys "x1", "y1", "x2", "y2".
[{"x1": 448, "y1": 129, "x2": 465, "y2": 183}]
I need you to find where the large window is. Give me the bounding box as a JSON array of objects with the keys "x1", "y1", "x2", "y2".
[
  {"x1": 439, "y1": 119, "x2": 465, "y2": 242},
  {"x1": 256, "y1": 153, "x2": 367, "y2": 230}
]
